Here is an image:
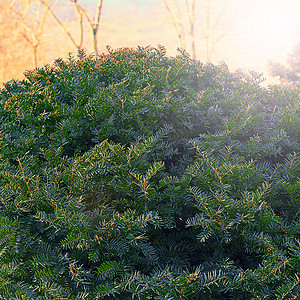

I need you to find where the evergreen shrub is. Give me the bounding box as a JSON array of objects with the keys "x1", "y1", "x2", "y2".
[{"x1": 1, "y1": 46, "x2": 300, "y2": 299}]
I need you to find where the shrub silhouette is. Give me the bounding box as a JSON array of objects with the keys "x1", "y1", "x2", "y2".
[{"x1": 0, "y1": 46, "x2": 300, "y2": 299}]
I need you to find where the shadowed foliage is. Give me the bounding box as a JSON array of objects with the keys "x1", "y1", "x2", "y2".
[{"x1": 0, "y1": 46, "x2": 300, "y2": 299}]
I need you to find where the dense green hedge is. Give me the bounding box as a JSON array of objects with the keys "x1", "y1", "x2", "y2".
[{"x1": 1, "y1": 46, "x2": 300, "y2": 299}]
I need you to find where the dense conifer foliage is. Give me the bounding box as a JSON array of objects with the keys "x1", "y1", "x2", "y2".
[{"x1": 1, "y1": 46, "x2": 300, "y2": 299}]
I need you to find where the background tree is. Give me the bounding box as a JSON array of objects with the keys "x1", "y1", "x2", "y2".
[
  {"x1": 0, "y1": 0, "x2": 34, "y2": 82},
  {"x1": 163, "y1": 0, "x2": 196, "y2": 58},
  {"x1": 202, "y1": 0, "x2": 229, "y2": 62},
  {"x1": 163, "y1": 0, "x2": 231, "y2": 61},
  {"x1": 40, "y1": 0, "x2": 104, "y2": 55},
  {"x1": 9, "y1": 0, "x2": 53, "y2": 68},
  {"x1": 71, "y1": 0, "x2": 104, "y2": 56},
  {"x1": 268, "y1": 41, "x2": 300, "y2": 85},
  {"x1": 0, "y1": 0, "x2": 105, "y2": 87},
  {"x1": 39, "y1": 0, "x2": 84, "y2": 51}
]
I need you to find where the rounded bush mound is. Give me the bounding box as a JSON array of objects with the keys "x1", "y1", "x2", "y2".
[{"x1": 1, "y1": 46, "x2": 300, "y2": 299}]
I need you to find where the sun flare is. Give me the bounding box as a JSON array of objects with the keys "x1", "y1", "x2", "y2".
[{"x1": 255, "y1": 2, "x2": 294, "y2": 46}]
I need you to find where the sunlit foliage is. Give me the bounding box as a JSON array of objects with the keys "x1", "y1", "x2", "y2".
[{"x1": 0, "y1": 46, "x2": 300, "y2": 299}]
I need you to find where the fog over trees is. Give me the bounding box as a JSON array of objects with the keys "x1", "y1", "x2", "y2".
[{"x1": 269, "y1": 42, "x2": 300, "y2": 85}]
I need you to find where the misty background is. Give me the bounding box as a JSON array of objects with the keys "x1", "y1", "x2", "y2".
[{"x1": 1, "y1": 0, "x2": 300, "y2": 87}]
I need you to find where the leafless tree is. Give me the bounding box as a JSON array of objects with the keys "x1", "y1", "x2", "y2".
[
  {"x1": 163, "y1": 0, "x2": 195, "y2": 57},
  {"x1": 9, "y1": 0, "x2": 54, "y2": 67},
  {"x1": 71, "y1": 0, "x2": 104, "y2": 55},
  {"x1": 163, "y1": 0, "x2": 230, "y2": 61},
  {"x1": 185, "y1": 0, "x2": 196, "y2": 59},
  {"x1": 39, "y1": 0, "x2": 84, "y2": 50},
  {"x1": 39, "y1": 0, "x2": 104, "y2": 55},
  {"x1": 203, "y1": 0, "x2": 229, "y2": 62},
  {"x1": 0, "y1": 0, "x2": 29, "y2": 85}
]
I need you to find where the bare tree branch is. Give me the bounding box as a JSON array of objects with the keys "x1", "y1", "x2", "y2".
[
  {"x1": 163, "y1": 0, "x2": 231, "y2": 61},
  {"x1": 185, "y1": 0, "x2": 196, "y2": 58},
  {"x1": 163, "y1": 0, "x2": 186, "y2": 50},
  {"x1": 10, "y1": 0, "x2": 52, "y2": 67},
  {"x1": 203, "y1": 0, "x2": 230, "y2": 61},
  {"x1": 70, "y1": 0, "x2": 104, "y2": 55},
  {"x1": 71, "y1": 0, "x2": 84, "y2": 49},
  {"x1": 203, "y1": 0, "x2": 211, "y2": 61},
  {"x1": 39, "y1": 0, "x2": 83, "y2": 50}
]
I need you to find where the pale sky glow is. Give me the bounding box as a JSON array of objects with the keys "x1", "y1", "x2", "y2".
[
  {"x1": 215, "y1": 0, "x2": 298, "y2": 70},
  {"x1": 87, "y1": 0, "x2": 300, "y2": 79},
  {"x1": 2, "y1": 0, "x2": 299, "y2": 84},
  {"x1": 245, "y1": 2, "x2": 295, "y2": 44}
]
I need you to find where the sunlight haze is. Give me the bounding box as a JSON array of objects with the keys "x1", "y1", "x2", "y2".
[
  {"x1": 1, "y1": 0, "x2": 300, "y2": 84},
  {"x1": 85, "y1": 0, "x2": 300, "y2": 81}
]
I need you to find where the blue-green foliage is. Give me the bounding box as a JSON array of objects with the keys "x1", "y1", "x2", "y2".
[{"x1": 0, "y1": 46, "x2": 300, "y2": 299}]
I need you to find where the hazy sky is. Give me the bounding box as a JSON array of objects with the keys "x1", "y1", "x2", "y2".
[
  {"x1": 85, "y1": 0, "x2": 160, "y2": 5},
  {"x1": 77, "y1": 0, "x2": 300, "y2": 79}
]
